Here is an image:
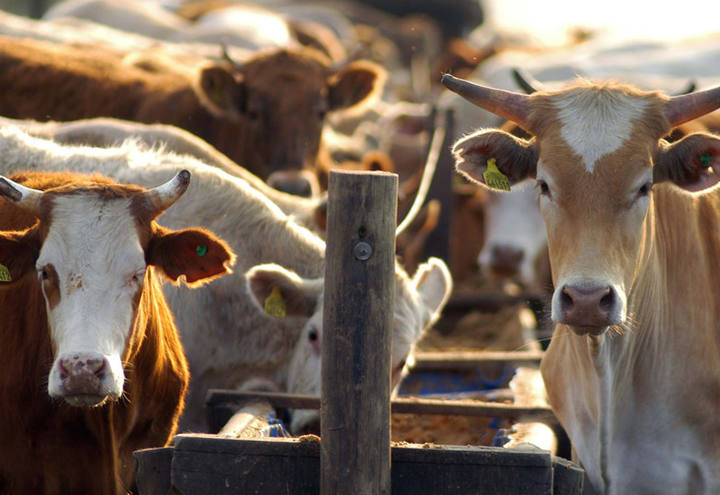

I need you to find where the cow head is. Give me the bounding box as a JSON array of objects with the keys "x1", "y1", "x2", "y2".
[
  {"x1": 478, "y1": 187, "x2": 547, "y2": 289},
  {"x1": 0, "y1": 171, "x2": 235, "y2": 407},
  {"x1": 246, "y1": 257, "x2": 452, "y2": 433},
  {"x1": 194, "y1": 48, "x2": 385, "y2": 196},
  {"x1": 444, "y1": 74, "x2": 720, "y2": 336}
]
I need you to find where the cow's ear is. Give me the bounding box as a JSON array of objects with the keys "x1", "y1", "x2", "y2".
[
  {"x1": 413, "y1": 257, "x2": 453, "y2": 328},
  {"x1": 653, "y1": 133, "x2": 720, "y2": 193},
  {"x1": 0, "y1": 227, "x2": 40, "y2": 286},
  {"x1": 327, "y1": 60, "x2": 385, "y2": 112},
  {"x1": 452, "y1": 129, "x2": 538, "y2": 190},
  {"x1": 147, "y1": 226, "x2": 235, "y2": 286},
  {"x1": 245, "y1": 263, "x2": 322, "y2": 318},
  {"x1": 195, "y1": 64, "x2": 244, "y2": 119}
]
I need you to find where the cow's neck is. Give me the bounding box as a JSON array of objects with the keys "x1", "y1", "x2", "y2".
[{"x1": 553, "y1": 185, "x2": 720, "y2": 493}]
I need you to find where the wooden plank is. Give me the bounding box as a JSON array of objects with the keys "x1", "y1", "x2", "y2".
[
  {"x1": 321, "y1": 170, "x2": 397, "y2": 495},
  {"x1": 133, "y1": 447, "x2": 173, "y2": 495},
  {"x1": 206, "y1": 390, "x2": 557, "y2": 423},
  {"x1": 167, "y1": 434, "x2": 557, "y2": 495},
  {"x1": 445, "y1": 290, "x2": 545, "y2": 311},
  {"x1": 412, "y1": 350, "x2": 544, "y2": 370}
]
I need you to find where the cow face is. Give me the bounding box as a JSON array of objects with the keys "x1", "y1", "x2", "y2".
[
  {"x1": 246, "y1": 257, "x2": 452, "y2": 433},
  {"x1": 446, "y1": 76, "x2": 720, "y2": 336},
  {"x1": 195, "y1": 49, "x2": 385, "y2": 195},
  {"x1": 479, "y1": 187, "x2": 547, "y2": 288},
  {"x1": 0, "y1": 171, "x2": 234, "y2": 407}
]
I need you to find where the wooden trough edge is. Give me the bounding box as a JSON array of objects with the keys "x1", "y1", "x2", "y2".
[
  {"x1": 134, "y1": 435, "x2": 584, "y2": 495},
  {"x1": 205, "y1": 389, "x2": 557, "y2": 423}
]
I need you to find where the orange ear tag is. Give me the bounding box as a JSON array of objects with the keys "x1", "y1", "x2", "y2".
[
  {"x1": 264, "y1": 286, "x2": 287, "y2": 318},
  {"x1": 483, "y1": 158, "x2": 510, "y2": 191}
]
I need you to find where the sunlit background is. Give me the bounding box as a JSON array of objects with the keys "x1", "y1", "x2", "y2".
[{"x1": 484, "y1": 0, "x2": 720, "y2": 46}]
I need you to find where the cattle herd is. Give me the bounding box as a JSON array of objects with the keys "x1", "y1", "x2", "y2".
[{"x1": 0, "y1": 0, "x2": 719, "y2": 494}]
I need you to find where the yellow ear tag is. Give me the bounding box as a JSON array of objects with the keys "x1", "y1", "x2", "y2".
[
  {"x1": 0, "y1": 264, "x2": 11, "y2": 282},
  {"x1": 264, "y1": 286, "x2": 287, "y2": 318},
  {"x1": 483, "y1": 158, "x2": 510, "y2": 191}
]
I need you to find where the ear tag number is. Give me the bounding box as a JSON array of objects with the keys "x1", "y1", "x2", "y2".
[
  {"x1": 700, "y1": 153, "x2": 712, "y2": 168},
  {"x1": 196, "y1": 245, "x2": 208, "y2": 257},
  {"x1": 483, "y1": 158, "x2": 511, "y2": 191},
  {"x1": 264, "y1": 286, "x2": 287, "y2": 318},
  {"x1": 0, "y1": 264, "x2": 11, "y2": 282}
]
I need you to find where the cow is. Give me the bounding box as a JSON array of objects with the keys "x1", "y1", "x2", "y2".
[
  {"x1": 0, "y1": 126, "x2": 453, "y2": 433},
  {"x1": 0, "y1": 35, "x2": 385, "y2": 196},
  {"x1": 0, "y1": 169, "x2": 234, "y2": 494},
  {"x1": 443, "y1": 72, "x2": 720, "y2": 494}
]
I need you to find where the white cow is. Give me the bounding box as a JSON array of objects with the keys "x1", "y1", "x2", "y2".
[
  {"x1": 0, "y1": 126, "x2": 452, "y2": 433},
  {"x1": 0, "y1": 116, "x2": 325, "y2": 231}
]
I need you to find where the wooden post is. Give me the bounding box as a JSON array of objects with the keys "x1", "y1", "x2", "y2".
[{"x1": 321, "y1": 170, "x2": 397, "y2": 495}]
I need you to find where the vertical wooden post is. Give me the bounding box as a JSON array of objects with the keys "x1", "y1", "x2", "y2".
[{"x1": 321, "y1": 170, "x2": 397, "y2": 495}]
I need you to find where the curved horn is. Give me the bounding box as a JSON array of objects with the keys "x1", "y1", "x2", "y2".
[
  {"x1": 511, "y1": 68, "x2": 543, "y2": 94},
  {"x1": 664, "y1": 84, "x2": 720, "y2": 128},
  {"x1": 145, "y1": 170, "x2": 191, "y2": 217},
  {"x1": 0, "y1": 176, "x2": 42, "y2": 215},
  {"x1": 441, "y1": 73, "x2": 531, "y2": 131}
]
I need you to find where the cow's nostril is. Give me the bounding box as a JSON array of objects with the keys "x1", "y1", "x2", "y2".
[
  {"x1": 599, "y1": 291, "x2": 614, "y2": 312},
  {"x1": 561, "y1": 288, "x2": 574, "y2": 310}
]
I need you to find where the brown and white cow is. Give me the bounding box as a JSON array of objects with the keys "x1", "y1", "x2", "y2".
[
  {"x1": 0, "y1": 170, "x2": 234, "y2": 494},
  {"x1": 0, "y1": 35, "x2": 384, "y2": 196},
  {"x1": 444, "y1": 73, "x2": 720, "y2": 494}
]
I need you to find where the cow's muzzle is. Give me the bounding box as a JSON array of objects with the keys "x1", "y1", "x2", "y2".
[
  {"x1": 554, "y1": 282, "x2": 622, "y2": 335},
  {"x1": 52, "y1": 353, "x2": 118, "y2": 407}
]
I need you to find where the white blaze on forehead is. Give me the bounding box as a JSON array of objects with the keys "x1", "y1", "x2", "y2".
[
  {"x1": 41, "y1": 193, "x2": 146, "y2": 397},
  {"x1": 553, "y1": 89, "x2": 649, "y2": 173}
]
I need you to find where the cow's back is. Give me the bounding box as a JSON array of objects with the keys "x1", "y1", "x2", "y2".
[{"x1": 0, "y1": 36, "x2": 183, "y2": 121}]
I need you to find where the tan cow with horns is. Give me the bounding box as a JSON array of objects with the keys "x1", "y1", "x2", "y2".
[{"x1": 443, "y1": 73, "x2": 720, "y2": 494}]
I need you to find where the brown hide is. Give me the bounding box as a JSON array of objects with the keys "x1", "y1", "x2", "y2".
[
  {"x1": 0, "y1": 172, "x2": 190, "y2": 495},
  {"x1": 0, "y1": 36, "x2": 383, "y2": 187}
]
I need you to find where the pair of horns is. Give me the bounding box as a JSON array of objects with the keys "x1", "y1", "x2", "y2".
[
  {"x1": 442, "y1": 72, "x2": 720, "y2": 132},
  {"x1": 0, "y1": 170, "x2": 191, "y2": 218}
]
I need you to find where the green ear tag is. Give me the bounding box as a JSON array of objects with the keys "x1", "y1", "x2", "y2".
[
  {"x1": 0, "y1": 264, "x2": 11, "y2": 282},
  {"x1": 264, "y1": 286, "x2": 287, "y2": 318},
  {"x1": 483, "y1": 158, "x2": 511, "y2": 191},
  {"x1": 700, "y1": 153, "x2": 712, "y2": 168},
  {"x1": 196, "y1": 245, "x2": 208, "y2": 257}
]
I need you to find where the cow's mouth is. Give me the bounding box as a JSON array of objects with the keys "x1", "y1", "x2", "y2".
[
  {"x1": 63, "y1": 394, "x2": 110, "y2": 408},
  {"x1": 568, "y1": 324, "x2": 608, "y2": 337}
]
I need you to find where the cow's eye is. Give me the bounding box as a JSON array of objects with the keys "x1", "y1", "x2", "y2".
[
  {"x1": 131, "y1": 268, "x2": 146, "y2": 284},
  {"x1": 308, "y1": 327, "x2": 319, "y2": 342},
  {"x1": 38, "y1": 268, "x2": 49, "y2": 281},
  {"x1": 638, "y1": 182, "x2": 652, "y2": 197},
  {"x1": 536, "y1": 180, "x2": 550, "y2": 196}
]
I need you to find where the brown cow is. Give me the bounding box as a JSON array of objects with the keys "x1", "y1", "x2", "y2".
[
  {"x1": 0, "y1": 35, "x2": 384, "y2": 196},
  {"x1": 0, "y1": 170, "x2": 234, "y2": 494}
]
